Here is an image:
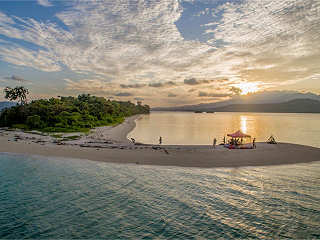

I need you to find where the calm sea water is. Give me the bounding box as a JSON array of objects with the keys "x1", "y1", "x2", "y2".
[
  {"x1": 128, "y1": 112, "x2": 320, "y2": 147},
  {"x1": 0, "y1": 153, "x2": 319, "y2": 239}
]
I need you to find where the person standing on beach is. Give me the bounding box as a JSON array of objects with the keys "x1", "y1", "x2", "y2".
[
  {"x1": 253, "y1": 138, "x2": 256, "y2": 149},
  {"x1": 213, "y1": 138, "x2": 217, "y2": 148},
  {"x1": 159, "y1": 136, "x2": 162, "y2": 145}
]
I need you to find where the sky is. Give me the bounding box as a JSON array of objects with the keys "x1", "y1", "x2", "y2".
[{"x1": 0, "y1": 0, "x2": 319, "y2": 107}]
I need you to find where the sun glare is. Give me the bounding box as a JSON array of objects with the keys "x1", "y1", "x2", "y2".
[{"x1": 235, "y1": 82, "x2": 259, "y2": 95}]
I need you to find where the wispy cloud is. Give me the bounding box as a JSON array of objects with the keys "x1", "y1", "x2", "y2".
[
  {"x1": 120, "y1": 84, "x2": 147, "y2": 89},
  {"x1": 168, "y1": 93, "x2": 177, "y2": 97},
  {"x1": 184, "y1": 78, "x2": 199, "y2": 85},
  {"x1": 64, "y1": 78, "x2": 113, "y2": 94},
  {"x1": 37, "y1": 0, "x2": 53, "y2": 7},
  {"x1": 198, "y1": 91, "x2": 231, "y2": 98},
  {"x1": 229, "y1": 86, "x2": 241, "y2": 95},
  {"x1": 184, "y1": 78, "x2": 218, "y2": 85},
  {"x1": 4, "y1": 75, "x2": 29, "y2": 83},
  {"x1": 115, "y1": 92, "x2": 134, "y2": 97},
  {"x1": 134, "y1": 97, "x2": 144, "y2": 101}
]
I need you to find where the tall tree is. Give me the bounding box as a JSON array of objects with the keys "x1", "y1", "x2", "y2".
[{"x1": 4, "y1": 86, "x2": 29, "y2": 105}]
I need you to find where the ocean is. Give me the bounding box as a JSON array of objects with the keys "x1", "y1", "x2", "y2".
[
  {"x1": 0, "y1": 153, "x2": 319, "y2": 239},
  {"x1": 128, "y1": 111, "x2": 320, "y2": 147}
]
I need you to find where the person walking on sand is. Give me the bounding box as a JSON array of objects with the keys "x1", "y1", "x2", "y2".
[
  {"x1": 253, "y1": 138, "x2": 256, "y2": 149},
  {"x1": 159, "y1": 136, "x2": 162, "y2": 145},
  {"x1": 213, "y1": 138, "x2": 217, "y2": 149}
]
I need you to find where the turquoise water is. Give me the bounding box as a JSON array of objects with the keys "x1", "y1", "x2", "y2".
[
  {"x1": 128, "y1": 112, "x2": 320, "y2": 147},
  {"x1": 0, "y1": 153, "x2": 319, "y2": 239}
]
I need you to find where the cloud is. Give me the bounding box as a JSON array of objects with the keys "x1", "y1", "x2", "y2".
[
  {"x1": 64, "y1": 78, "x2": 113, "y2": 94},
  {"x1": 184, "y1": 78, "x2": 198, "y2": 85},
  {"x1": 230, "y1": 86, "x2": 241, "y2": 95},
  {"x1": 0, "y1": 12, "x2": 14, "y2": 24},
  {"x1": 148, "y1": 81, "x2": 176, "y2": 88},
  {"x1": 0, "y1": 0, "x2": 319, "y2": 107},
  {"x1": 201, "y1": 0, "x2": 320, "y2": 91},
  {"x1": 168, "y1": 93, "x2": 177, "y2": 97},
  {"x1": 37, "y1": 0, "x2": 53, "y2": 7},
  {"x1": 0, "y1": 2, "x2": 217, "y2": 81},
  {"x1": 4, "y1": 75, "x2": 29, "y2": 83},
  {"x1": 0, "y1": 46, "x2": 62, "y2": 72},
  {"x1": 148, "y1": 83, "x2": 164, "y2": 88},
  {"x1": 120, "y1": 81, "x2": 177, "y2": 89},
  {"x1": 134, "y1": 97, "x2": 144, "y2": 101},
  {"x1": 120, "y1": 84, "x2": 146, "y2": 89},
  {"x1": 183, "y1": 78, "x2": 218, "y2": 85},
  {"x1": 165, "y1": 81, "x2": 176, "y2": 86},
  {"x1": 115, "y1": 92, "x2": 133, "y2": 97},
  {"x1": 198, "y1": 91, "x2": 231, "y2": 98}
]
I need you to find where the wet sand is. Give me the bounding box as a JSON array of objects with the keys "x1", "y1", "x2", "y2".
[{"x1": 0, "y1": 115, "x2": 319, "y2": 168}]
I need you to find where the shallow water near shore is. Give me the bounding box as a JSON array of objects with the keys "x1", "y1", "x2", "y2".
[
  {"x1": 0, "y1": 153, "x2": 319, "y2": 239},
  {"x1": 128, "y1": 112, "x2": 320, "y2": 147}
]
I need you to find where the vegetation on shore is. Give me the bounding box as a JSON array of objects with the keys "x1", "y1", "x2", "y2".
[{"x1": 0, "y1": 92, "x2": 150, "y2": 132}]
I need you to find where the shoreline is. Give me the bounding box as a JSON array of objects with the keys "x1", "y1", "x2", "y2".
[{"x1": 1, "y1": 115, "x2": 320, "y2": 168}]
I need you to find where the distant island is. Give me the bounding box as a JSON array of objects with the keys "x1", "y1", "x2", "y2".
[
  {"x1": 0, "y1": 94, "x2": 150, "y2": 132},
  {"x1": 153, "y1": 99, "x2": 320, "y2": 113},
  {"x1": 0, "y1": 101, "x2": 16, "y2": 111}
]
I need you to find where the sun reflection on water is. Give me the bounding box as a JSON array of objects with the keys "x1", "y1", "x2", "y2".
[
  {"x1": 240, "y1": 116, "x2": 247, "y2": 133},
  {"x1": 129, "y1": 112, "x2": 320, "y2": 147}
]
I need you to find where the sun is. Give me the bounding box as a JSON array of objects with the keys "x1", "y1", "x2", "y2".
[{"x1": 235, "y1": 82, "x2": 259, "y2": 95}]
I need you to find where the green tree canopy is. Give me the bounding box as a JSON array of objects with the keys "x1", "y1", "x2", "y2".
[
  {"x1": 0, "y1": 94, "x2": 150, "y2": 132},
  {"x1": 4, "y1": 86, "x2": 29, "y2": 105}
]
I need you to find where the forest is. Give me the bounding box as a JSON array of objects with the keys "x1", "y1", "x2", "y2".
[{"x1": 0, "y1": 94, "x2": 150, "y2": 132}]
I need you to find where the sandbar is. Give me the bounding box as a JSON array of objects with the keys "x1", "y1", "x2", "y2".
[{"x1": 0, "y1": 115, "x2": 319, "y2": 168}]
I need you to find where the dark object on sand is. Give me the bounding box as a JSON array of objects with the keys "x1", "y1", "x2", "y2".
[
  {"x1": 267, "y1": 135, "x2": 277, "y2": 144},
  {"x1": 163, "y1": 149, "x2": 169, "y2": 154}
]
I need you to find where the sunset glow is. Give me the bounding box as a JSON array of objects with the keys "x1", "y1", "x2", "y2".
[
  {"x1": 235, "y1": 83, "x2": 260, "y2": 95},
  {"x1": 0, "y1": 0, "x2": 319, "y2": 107}
]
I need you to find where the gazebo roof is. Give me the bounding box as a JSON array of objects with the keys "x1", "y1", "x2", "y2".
[{"x1": 227, "y1": 130, "x2": 251, "y2": 138}]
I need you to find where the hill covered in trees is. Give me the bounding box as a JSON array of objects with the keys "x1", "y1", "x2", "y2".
[
  {"x1": 0, "y1": 94, "x2": 150, "y2": 132},
  {"x1": 209, "y1": 99, "x2": 320, "y2": 113},
  {"x1": 154, "y1": 99, "x2": 320, "y2": 113}
]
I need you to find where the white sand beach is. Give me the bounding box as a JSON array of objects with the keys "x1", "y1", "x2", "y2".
[{"x1": 0, "y1": 115, "x2": 319, "y2": 168}]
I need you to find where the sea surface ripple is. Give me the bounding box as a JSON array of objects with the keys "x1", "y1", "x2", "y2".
[{"x1": 0, "y1": 153, "x2": 319, "y2": 239}]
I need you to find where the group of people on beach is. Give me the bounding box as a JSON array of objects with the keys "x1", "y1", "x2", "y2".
[
  {"x1": 157, "y1": 136, "x2": 257, "y2": 148},
  {"x1": 212, "y1": 136, "x2": 257, "y2": 149},
  {"x1": 134, "y1": 135, "x2": 261, "y2": 149}
]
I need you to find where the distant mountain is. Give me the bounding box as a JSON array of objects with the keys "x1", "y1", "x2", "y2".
[
  {"x1": 154, "y1": 99, "x2": 320, "y2": 113},
  {"x1": 209, "y1": 99, "x2": 320, "y2": 113},
  {"x1": 0, "y1": 101, "x2": 16, "y2": 111},
  {"x1": 227, "y1": 91, "x2": 320, "y2": 104},
  {"x1": 153, "y1": 91, "x2": 320, "y2": 112}
]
